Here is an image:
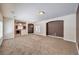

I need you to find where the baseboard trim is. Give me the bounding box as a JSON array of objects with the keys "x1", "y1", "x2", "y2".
[
  {"x1": 64, "y1": 39, "x2": 76, "y2": 43},
  {"x1": 47, "y1": 35, "x2": 64, "y2": 39},
  {"x1": 33, "y1": 33, "x2": 46, "y2": 36},
  {"x1": 34, "y1": 33, "x2": 76, "y2": 43}
]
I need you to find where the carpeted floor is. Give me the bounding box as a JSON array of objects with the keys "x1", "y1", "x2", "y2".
[{"x1": 0, "y1": 34, "x2": 78, "y2": 55}]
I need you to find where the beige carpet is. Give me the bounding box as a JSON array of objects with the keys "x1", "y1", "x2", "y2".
[{"x1": 0, "y1": 34, "x2": 78, "y2": 55}]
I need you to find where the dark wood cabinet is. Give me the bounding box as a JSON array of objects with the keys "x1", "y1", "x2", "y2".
[{"x1": 46, "y1": 20, "x2": 64, "y2": 37}]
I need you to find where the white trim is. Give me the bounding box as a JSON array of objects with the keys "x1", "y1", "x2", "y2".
[
  {"x1": 47, "y1": 35, "x2": 76, "y2": 43},
  {"x1": 64, "y1": 38, "x2": 76, "y2": 43},
  {"x1": 33, "y1": 33, "x2": 46, "y2": 36},
  {"x1": 34, "y1": 33, "x2": 76, "y2": 43},
  {"x1": 47, "y1": 35, "x2": 64, "y2": 39}
]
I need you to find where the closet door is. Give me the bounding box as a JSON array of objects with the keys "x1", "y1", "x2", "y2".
[
  {"x1": 57, "y1": 21, "x2": 64, "y2": 37},
  {"x1": 46, "y1": 20, "x2": 63, "y2": 37}
]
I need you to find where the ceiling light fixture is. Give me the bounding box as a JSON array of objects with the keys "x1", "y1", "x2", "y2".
[{"x1": 39, "y1": 11, "x2": 45, "y2": 15}]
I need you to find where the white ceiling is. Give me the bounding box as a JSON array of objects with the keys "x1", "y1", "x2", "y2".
[{"x1": 1, "y1": 3, "x2": 78, "y2": 22}]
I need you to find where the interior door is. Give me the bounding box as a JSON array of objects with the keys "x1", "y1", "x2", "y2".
[
  {"x1": 46, "y1": 20, "x2": 64, "y2": 37},
  {"x1": 28, "y1": 24, "x2": 34, "y2": 33}
]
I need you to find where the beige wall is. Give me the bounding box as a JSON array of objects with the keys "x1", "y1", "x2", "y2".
[
  {"x1": 1, "y1": 4, "x2": 15, "y2": 17},
  {"x1": 0, "y1": 13, "x2": 3, "y2": 38},
  {"x1": 0, "y1": 12, "x2": 3, "y2": 46},
  {"x1": 64, "y1": 14, "x2": 76, "y2": 42},
  {"x1": 3, "y1": 17, "x2": 14, "y2": 39},
  {"x1": 34, "y1": 21, "x2": 46, "y2": 36},
  {"x1": 0, "y1": 4, "x2": 15, "y2": 39},
  {"x1": 34, "y1": 13, "x2": 76, "y2": 42}
]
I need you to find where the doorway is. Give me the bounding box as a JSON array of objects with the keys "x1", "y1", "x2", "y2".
[
  {"x1": 14, "y1": 20, "x2": 26, "y2": 37},
  {"x1": 46, "y1": 20, "x2": 64, "y2": 37},
  {"x1": 28, "y1": 24, "x2": 34, "y2": 33}
]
